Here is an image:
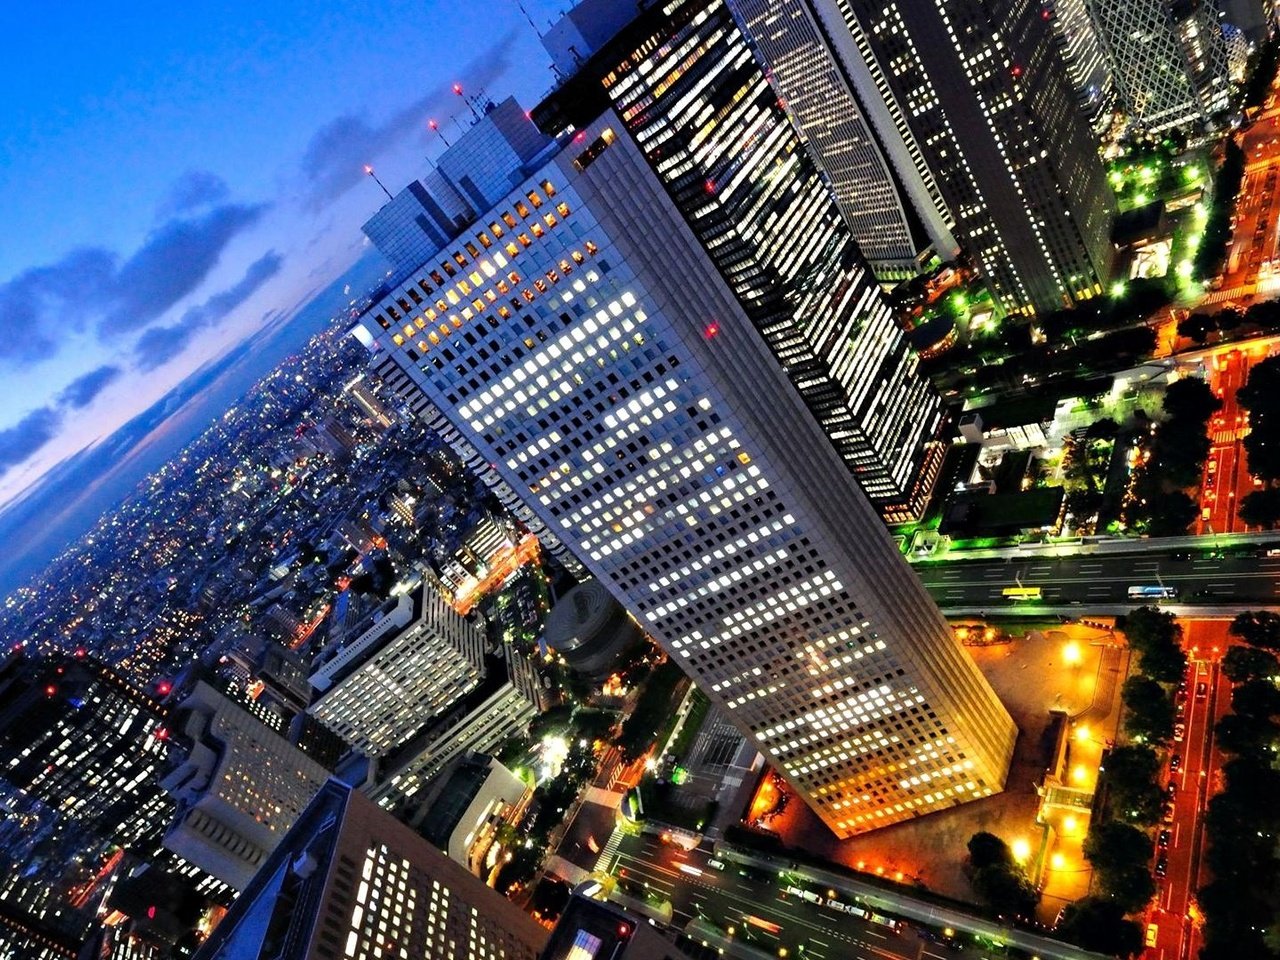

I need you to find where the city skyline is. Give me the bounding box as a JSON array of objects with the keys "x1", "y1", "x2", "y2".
[{"x1": 0, "y1": 0, "x2": 573, "y2": 580}]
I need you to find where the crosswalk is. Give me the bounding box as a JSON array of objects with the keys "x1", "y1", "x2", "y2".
[{"x1": 598, "y1": 827, "x2": 625, "y2": 873}]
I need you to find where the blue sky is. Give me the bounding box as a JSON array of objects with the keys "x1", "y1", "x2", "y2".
[{"x1": 0, "y1": 0, "x2": 563, "y2": 513}]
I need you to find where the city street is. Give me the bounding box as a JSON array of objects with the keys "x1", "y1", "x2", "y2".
[
  {"x1": 607, "y1": 832, "x2": 967, "y2": 960},
  {"x1": 1146, "y1": 622, "x2": 1231, "y2": 960},
  {"x1": 1203, "y1": 75, "x2": 1280, "y2": 306},
  {"x1": 917, "y1": 549, "x2": 1280, "y2": 608},
  {"x1": 1196, "y1": 343, "x2": 1276, "y2": 535}
]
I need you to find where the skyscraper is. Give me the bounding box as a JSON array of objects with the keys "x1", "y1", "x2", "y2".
[
  {"x1": 729, "y1": 0, "x2": 961, "y2": 279},
  {"x1": 532, "y1": 3, "x2": 945, "y2": 520},
  {"x1": 1047, "y1": 0, "x2": 1117, "y2": 133},
  {"x1": 354, "y1": 1, "x2": 1017, "y2": 836},
  {"x1": 160, "y1": 680, "x2": 332, "y2": 890},
  {"x1": 191, "y1": 779, "x2": 548, "y2": 960},
  {"x1": 1087, "y1": 0, "x2": 1230, "y2": 132},
  {"x1": 728, "y1": 0, "x2": 1114, "y2": 314},
  {"x1": 307, "y1": 580, "x2": 486, "y2": 760}
]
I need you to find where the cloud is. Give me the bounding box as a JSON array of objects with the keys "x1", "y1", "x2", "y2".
[
  {"x1": 0, "y1": 407, "x2": 63, "y2": 470},
  {"x1": 298, "y1": 34, "x2": 516, "y2": 209},
  {"x1": 100, "y1": 202, "x2": 269, "y2": 335},
  {"x1": 0, "y1": 248, "x2": 117, "y2": 364},
  {"x1": 57, "y1": 366, "x2": 124, "y2": 409},
  {"x1": 132, "y1": 249, "x2": 285, "y2": 371},
  {"x1": 157, "y1": 171, "x2": 230, "y2": 218}
]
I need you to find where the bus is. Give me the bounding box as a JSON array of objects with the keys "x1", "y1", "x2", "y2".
[
  {"x1": 1002, "y1": 586, "x2": 1042, "y2": 601},
  {"x1": 1128, "y1": 585, "x2": 1178, "y2": 600}
]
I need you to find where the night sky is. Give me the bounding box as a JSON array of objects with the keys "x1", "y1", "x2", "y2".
[{"x1": 0, "y1": 0, "x2": 564, "y2": 522}]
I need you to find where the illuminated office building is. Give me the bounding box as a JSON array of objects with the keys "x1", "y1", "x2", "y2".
[
  {"x1": 308, "y1": 580, "x2": 486, "y2": 760},
  {"x1": 191, "y1": 779, "x2": 547, "y2": 960},
  {"x1": 725, "y1": 0, "x2": 1113, "y2": 314},
  {"x1": 1046, "y1": 0, "x2": 1117, "y2": 133},
  {"x1": 533, "y1": 3, "x2": 944, "y2": 520},
  {"x1": 354, "y1": 4, "x2": 1016, "y2": 835},
  {"x1": 160, "y1": 680, "x2": 332, "y2": 890},
  {"x1": 1087, "y1": 0, "x2": 1229, "y2": 131},
  {"x1": 728, "y1": 0, "x2": 960, "y2": 279}
]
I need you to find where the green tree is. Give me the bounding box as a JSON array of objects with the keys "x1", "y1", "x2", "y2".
[
  {"x1": 1122, "y1": 675, "x2": 1175, "y2": 744},
  {"x1": 1231, "y1": 611, "x2": 1280, "y2": 650},
  {"x1": 1083, "y1": 822, "x2": 1157, "y2": 912},
  {"x1": 1216, "y1": 712, "x2": 1280, "y2": 760},
  {"x1": 1162, "y1": 377, "x2": 1222, "y2": 424},
  {"x1": 1124, "y1": 606, "x2": 1179, "y2": 656},
  {"x1": 1240, "y1": 489, "x2": 1280, "y2": 529},
  {"x1": 1223, "y1": 645, "x2": 1280, "y2": 683},
  {"x1": 971, "y1": 863, "x2": 1039, "y2": 918},
  {"x1": 1055, "y1": 897, "x2": 1145, "y2": 957},
  {"x1": 1102, "y1": 744, "x2": 1165, "y2": 824},
  {"x1": 967, "y1": 831, "x2": 1013, "y2": 871},
  {"x1": 1233, "y1": 680, "x2": 1280, "y2": 719}
]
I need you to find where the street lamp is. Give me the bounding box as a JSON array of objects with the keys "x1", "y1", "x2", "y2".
[
  {"x1": 1063, "y1": 641, "x2": 1083, "y2": 666},
  {"x1": 1012, "y1": 838, "x2": 1032, "y2": 863}
]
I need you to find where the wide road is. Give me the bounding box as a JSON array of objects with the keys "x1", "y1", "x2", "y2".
[
  {"x1": 916, "y1": 549, "x2": 1280, "y2": 609},
  {"x1": 1147, "y1": 627, "x2": 1230, "y2": 960},
  {"x1": 610, "y1": 832, "x2": 967, "y2": 960}
]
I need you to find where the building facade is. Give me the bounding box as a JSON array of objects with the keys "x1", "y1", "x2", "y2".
[
  {"x1": 191, "y1": 779, "x2": 547, "y2": 960},
  {"x1": 729, "y1": 0, "x2": 959, "y2": 279},
  {"x1": 160, "y1": 681, "x2": 332, "y2": 890},
  {"x1": 731, "y1": 0, "x2": 1113, "y2": 314},
  {"x1": 1087, "y1": 0, "x2": 1230, "y2": 132},
  {"x1": 533, "y1": 2, "x2": 945, "y2": 520},
  {"x1": 308, "y1": 580, "x2": 486, "y2": 759},
  {"x1": 354, "y1": 95, "x2": 1017, "y2": 836}
]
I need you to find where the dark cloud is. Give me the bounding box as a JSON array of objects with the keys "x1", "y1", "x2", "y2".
[
  {"x1": 158, "y1": 171, "x2": 230, "y2": 218},
  {"x1": 299, "y1": 34, "x2": 516, "y2": 209},
  {"x1": 100, "y1": 202, "x2": 269, "y2": 335},
  {"x1": 0, "y1": 248, "x2": 117, "y2": 364},
  {"x1": 57, "y1": 366, "x2": 124, "y2": 409},
  {"x1": 132, "y1": 250, "x2": 284, "y2": 371},
  {"x1": 0, "y1": 407, "x2": 63, "y2": 470},
  {"x1": 132, "y1": 323, "x2": 195, "y2": 372},
  {"x1": 178, "y1": 250, "x2": 284, "y2": 328}
]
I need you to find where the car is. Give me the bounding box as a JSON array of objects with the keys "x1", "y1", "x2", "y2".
[
  {"x1": 1201, "y1": 506, "x2": 1212, "y2": 521},
  {"x1": 1176, "y1": 701, "x2": 1187, "y2": 717},
  {"x1": 1163, "y1": 802, "x2": 1176, "y2": 824},
  {"x1": 1208, "y1": 459, "x2": 1219, "y2": 475},
  {"x1": 1155, "y1": 854, "x2": 1169, "y2": 878},
  {"x1": 1171, "y1": 551, "x2": 1191, "y2": 561},
  {"x1": 1158, "y1": 829, "x2": 1173, "y2": 848},
  {"x1": 1196, "y1": 681, "x2": 1209, "y2": 701},
  {"x1": 1170, "y1": 753, "x2": 1182, "y2": 771},
  {"x1": 707, "y1": 858, "x2": 726, "y2": 871},
  {"x1": 1146, "y1": 922, "x2": 1159, "y2": 948},
  {"x1": 1174, "y1": 723, "x2": 1186, "y2": 742},
  {"x1": 1167, "y1": 781, "x2": 1178, "y2": 798}
]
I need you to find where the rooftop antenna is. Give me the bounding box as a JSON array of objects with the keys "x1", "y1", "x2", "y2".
[
  {"x1": 428, "y1": 119, "x2": 452, "y2": 149},
  {"x1": 363, "y1": 165, "x2": 393, "y2": 201},
  {"x1": 453, "y1": 82, "x2": 481, "y2": 122}
]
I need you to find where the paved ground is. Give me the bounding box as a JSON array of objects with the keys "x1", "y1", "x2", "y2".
[{"x1": 768, "y1": 627, "x2": 1126, "y2": 921}]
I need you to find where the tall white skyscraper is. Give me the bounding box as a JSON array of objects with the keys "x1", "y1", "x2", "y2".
[{"x1": 353, "y1": 0, "x2": 1016, "y2": 837}]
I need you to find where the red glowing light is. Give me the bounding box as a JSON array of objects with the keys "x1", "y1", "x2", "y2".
[
  {"x1": 574, "y1": 131, "x2": 587, "y2": 142},
  {"x1": 1011, "y1": 64, "x2": 1024, "y2": 78},
  {"x1": 147, "y1": 906, "x2": 156, "y2": 920},
  {"x1": 617, "y1": 924, "x2": 631, "y2": 937},
  {"x1": 452, "y1": 82, "x2": 464, "y2": 95},
  {"x1": 428, "y1": 119, "x2": 439, "y2": 131},
  {"x1": 363, "y1": 164, "x2": 373, "y2": 174},
  {"x1": 155, "y1": 728, "x2": 169, "y2": 742},
  {"x1": 704, "y1": 178, "x2": 716, "y2": 194},
  {"x1": 157, "y1": 681, "x2": 172, "y2": 696},
  {"x1": 73, "y1": 646, "x2": 86, "y2": 658},
  {"x1": 704, "y1": 321, "x2": 721, "y2": 339},
  {"x1": 44, "y1": 685, "x2": 57, "y2": 697}
]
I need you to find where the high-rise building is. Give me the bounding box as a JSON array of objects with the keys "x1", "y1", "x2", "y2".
[
  {"x1": 541, "y1": 892, "x2": 696, "y2": 959},
  {"x1": 308, "y1": 580, "x2": 486, "y2": 760},
  {"x1": 728, "y1": 0, "x2": 960, "y2": 279},
  {"x1": 353, "y1": 20, "x2": 1017, "y2": 835},
  {"x1": 363, "y1": 97, "x2": 553, "y2": 284},
  {"x1": 1086, "y1": 0, "x2": 1229, "y2": 132},
  {"x1": 160, "y1": 680, "x2": 333, "y2": 890},
  {"x1": 533, "y1": 7, "x2": 945, "y2": 521},
  {"x1": 726, "y1": 0, "x2": 1114, "y2": 314},
  {"x1": 191, "y1": 779, "x2": 548, "y2": 960},
  {"x1": 1047, "y1": 0, "x2": 1117, "y2": 133}
]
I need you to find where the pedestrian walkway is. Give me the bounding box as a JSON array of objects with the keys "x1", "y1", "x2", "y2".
[
  {"x1": 583, "y1": 785, "x2": 625, "y2": 806},
  {"x1": 597, "y1": 827, "x2": 625, "y2": 872}
]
